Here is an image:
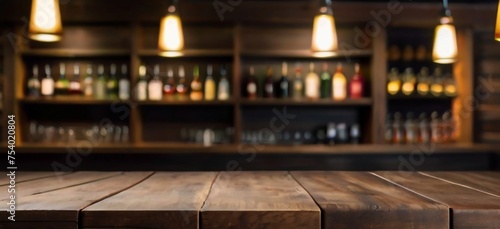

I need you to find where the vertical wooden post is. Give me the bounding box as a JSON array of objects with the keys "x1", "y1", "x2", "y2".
[
  {"x1": 371, "y1": 29, "x2": 388, "y2": 144},
  {"x1": 233, "y1": 24, "x2": 242, "y2": 144},
  {"x1": 130, "y1": 22, "x2": 143, "y2": 144}
]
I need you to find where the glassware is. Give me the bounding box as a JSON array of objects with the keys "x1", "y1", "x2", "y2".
[{"x1": 387, "y1": 68, "x2": 401, "y2": 95}]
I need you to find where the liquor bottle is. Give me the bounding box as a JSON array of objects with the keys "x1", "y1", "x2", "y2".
[
  {"x1": 350, "y1": 124, "x2": 360, "y2": 144},
  {"x1": 107, "y1": 64, "x2": 119, "y2": 99},
  {"x1": 384, "y1": 115, "x2": 393, "y2": 144},
  {"x1": 217, "y1": 65, "x2": 230, "y2": 100},
  {"x1": 332, "y1": 62, "x2": 347, "y2": 100},
  {"x1": 263, "y1": 66, "x2": 274, "y2": 98},
  {"x1": 430, "y1": 111, "x2": 441, "y2": 143},
  {"x1": 176, "y1": 65, "x2": 188, "y2": 99},
  {"x1": 415, "y1": 44, "x2": 427, "y2": 61},
  {"x1": 443, "y1": 74, "x2": 457, "y2": 97},
  {"x1": 404, "y1": 112, "x2": 417, "y2": 144},
  {"x1": 387, "y1": 68, "x2": 401, "y2": 95},
  {"x1": 401, "y1": 68, "x2": 416, "y2": 96},
  {"x1": 68, "y1": 63, "x2": 82, "y2": 95},
  {"x1": 118, "y1": 64, "x2": 130, "y2": 100},
  {"x1": 136, "y1": 65, "x2": 148, "y2": 101},
  {"x1": 246, "y1": 66, "x2": 257, "y2": 99},
  {"x1": 417, "y1": 67, "x2": 430, "y2": 96},
  {"x1": 148, "y1": 64, "x2": 163, "y2": 101},
  {"x1": 94, "y1": 65, "x2": 107, "y2": 100},
  {"x1": 278, "y1": 62, "x2": 289, "y2": 98},
  {"x1": 442, "y1": 111, "x2": 454, "y2": 143},
  {"x1": 163, "y1": 66, "x2": 176, "y2": 97},
  {"x1": 305, "y1": 63, "x2": 320, "y2": 99},
  {"x1": 190, "y1": 65, "x2": 203, "y2": 101},
  {"x1": 402, "y1": 45, "x2": 414, "y2": 61},
  {"x1": 430, "y1": 68, "x2": 443, "y2": 97},
  {"x1": 27, "y1": 65, "x2": 41, "y2": 97},
  {"x1": 83, "y1": 64, "x2": 93, "y2": 96},
  {"x1": 336, "y1": 123, "x2": 349, "y2": 144},
  {"x1": 204, "y1": 65, "x2": 216, "y2": 101},
  {"x1": 41, "y1": 64, "x2": 54, "y2": 96},
  {"x1": 320, "y1": 63, "x2": 331, "y2": 98},
  {"x1": 392, "y1": 112, "x2": 403, "y2": 144},
  {"x1": 418, "y1": 113, "x2": 430, "y2": 144},
  {"x1": 292, "y1": 66, "x2": 304, "y2": 99},
  {"x1": 388, "y1": 45, "x2": 401, "y2": 61},
  {"x1": 55, "y1": 63, "x2": 69, "y2": 95},
  {"x1": 326, "y1": 123, "x2": 337, "y2": 145},
  {"x1": 349, "y1": 63, "x2": 364, "y2": 99}
]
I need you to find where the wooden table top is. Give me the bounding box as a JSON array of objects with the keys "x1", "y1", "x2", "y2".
[{"x1": 1, "y1": 171, "x2": 499, "y2": 229}]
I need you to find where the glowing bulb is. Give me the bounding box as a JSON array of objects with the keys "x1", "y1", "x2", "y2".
[
  {"x1": 387, "y1": 81, "x2": 401, "y2": 95},
  {"x1": 158, "y1": 6, "x2": 184, "y2": 57},
  {"x1": 311, "y1": 1, "x2": 338, "y2": 56},
  {"x1": 29, "y1": 0, "x2": 62, "y2": 42},
  {"x1": 433, "y1": 18, "x2": 458, "y2": 64}
]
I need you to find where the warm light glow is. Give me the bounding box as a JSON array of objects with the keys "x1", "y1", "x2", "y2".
[
  {"x1": 387, "y1": 81, "x2": 401, "y2": 95},
  {"x1": 29, "y1": 0, "x2": 62, "y2": 42},
  {"x1": 402, "y1": 82, "x2": 415, "y2": 95},
  {"x1": 433, "y1": 18, "x2": 458, "y2": 64},
  {"x1": 444, "y1": 84, "x2": 457, "y2": 96},
  {"x1": 417, "y1": 83, "x2": 429, "y2": 95},
  {"x1": 312, "y1": 4, "x2": 338, "y2": 54},
  {"x1": 496, "y1": 1, "x2": 500, "y2": 41},
  {"x1": 431, "y1": 84, "x2": 443, "y2": 96},
  {"x1": 158, "y1": 12, "x2": 184, "y2": 56}
]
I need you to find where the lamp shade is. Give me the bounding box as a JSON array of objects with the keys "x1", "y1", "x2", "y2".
[
  {"x1": 495, "y1": 1, "x2": 500, "y2": 41},
  {"x1": 29, "y1": 0, "x2": 63, "y2": 42},
  {"x1": 158, "y1": 4, "x2": 184, "y2": 57},
  {"x1": 433, "y1": 16, "x2": 458, "y2": 64},
  {"x1": 311, "y1": 0, "x2": 338, "y2": 57}
]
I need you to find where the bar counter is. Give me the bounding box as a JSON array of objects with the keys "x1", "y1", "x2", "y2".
[{"x1": 1, "y1": 171, "x2": 500, "y2": 228}]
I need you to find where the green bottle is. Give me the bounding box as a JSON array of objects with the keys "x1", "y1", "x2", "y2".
[
  {"x1": 94, "y1": 64, "x2": 107, "y2": 100},
  {"x1": 106, "y1": 64, "x2": 119, "y2": 99},
  {"x1": 320, "y1": 63, "x2": 331, "y2": 98}
]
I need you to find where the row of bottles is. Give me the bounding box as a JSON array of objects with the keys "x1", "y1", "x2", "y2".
[
  {"x1": 242, "y1": 122, "x2": 361, "y2": 145},
  {"x1": 28, "y1": 121, "x2": 130, "y2": 143},
  {"x1": 244, "y1": 62, "x2": 365, "y2": 100},
  {"x1": 387, "y1": 67, "x2": 457, "y2": 97},
  {"x1": 385, "y1": 111, "x2": 455, "y2": 144},
  {"x1": 135, "y1": 64, "x2": 230, "y2": 101},
  {"x1": 27, "y1": 63, "x2": 131, "y2": 100},
  {"x1": 388, "y1": 44, "x2": 430, "y2": 62}
]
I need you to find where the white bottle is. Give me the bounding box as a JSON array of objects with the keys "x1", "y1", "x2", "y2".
[
  {"x1": 305, "y1": 62, "x2": 319, "y2": 99},
  {"x1": 41, "y1": 64, "x2": 55, "y2": 96},
  {"x1": 217, "y1": 65, "x2": 230, "y2": 100},
  {"x1": 83, "y1": 64, "x2": 93, "y2": 96},
  {"x1": 148, "y1": 64, "x2": 163, "y2": 101},
  {"x1": 118, "y1": 64, "x2": 130, "y2": 100},
  {"x1": 136, "y1": 65, "x2": 148, "y2": 101}
]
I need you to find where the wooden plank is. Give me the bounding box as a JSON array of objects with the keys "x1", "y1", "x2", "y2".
[
  {"x1": 82, "y1": 172, "x2": 218, "y2": 229},
  {"x1": 291, "y1": 171, "x2": 448, "y2": 229},
  {"x1": 0, "y1": 171, "x2": 70, "y2": 186},
  {"x1": 422, "y1": 172, "x2": 500, "y2": 197},
  {"x1": 374, "y1": 171, "x2": 500, "y2": 229},
  {"x1": 0, "y1": 172, "x2": 152, "y2": 226},
  {"x1": 0, "y1": 222, "x2": 75, "y2": 229},
  {"x1": 201, "y1": 171, "x2": 320, "y2": 229}
]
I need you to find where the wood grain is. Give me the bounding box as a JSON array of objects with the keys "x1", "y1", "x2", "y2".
[
  {"x1": 0, "y1": 172, "x2": 152, "y2": 226},
  {"x1": 82, "y1": 172, "x2": 218, "y2": 229},
  {"x1": 0, "y1": 171, "x2": 69, "y2": 186},
  {"x1": 291, "y1": 171, "x2": 448, "y2": 229},
  {"x1": 422, "y1": 172, "x2": 500, "y2": 197},
  {"x1": 201, "y1": 171, "x2": 320, "y2": 229},
  {"x1": 374, "y1": 171, "x2": 500, "y2": 229}
]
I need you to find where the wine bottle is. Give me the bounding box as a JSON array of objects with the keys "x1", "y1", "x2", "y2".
[
  {"x1": 55, "y1": 63, "x2": 69, "y2": 95},
  {"x1": 332, "y1": 62, "x2": 347, "y2": 100},
  {"x1": 68, "y1": 63, "x2": 82, "y2": 95},
  {"x1": 148, "y1": 64, "x2": 163, "y2": 101},
  {"x1": 27, "y1": 65, "x2": 41, "y2": 97},
  {"x1": 83, "y1": 64, "x2": 93, "y2": 96},
  {"x1": 118, "y1": 64, "x2": 130, "y2": 100},
  {"x1": 107, "y1": 64, "x2": 119, "y2": 99},
  {"x1": 163, "y1": 66, "x2": 176, "y2": 97},
  {"x1": 94, "y1": 65, "x2": 107, "y2": 100},
  {"x1": 136, "y1": 65, "x2": 148, "y2": 101},
  {"x1": 190, "y1": 65, "x2": 203, "y2": 101},
  {"x1": 176, "y1": 65, "x2": 187, "y2": 99},
  {"x1": 246, "y1": 66, "x2": 257, "y2": 99},
  {"x1": 204, "y1": 65, "x2": 216, "y2": 101},
  {"x1": 41, "y1": 64, "x2": 54, "y2": 96},
  {"x1": 217, "y1": 65, "x2": 230, "y2": 100},
  {"x1": 264, "y1": 66, "x2": 274, "y2": 98},
  {"x1": 305, "y1": 62, "x2": 319, "y2": 99},
  {"x1": 292, "y1": 66, "x2": 304, "y2": 99},
  {"x1": 320, "y1": 63, "x2": 331, "y2": 98},
  {"x1": 349, "y1": 63, "x2": 364, "y2": 99},
  {"x1": 278, "y1": 62, "x2": 289, "y2": 98}
]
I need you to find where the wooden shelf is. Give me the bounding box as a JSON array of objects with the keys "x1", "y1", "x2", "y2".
[
  {"x1": 19, "y1": 96, "x2": 130, "y2": 105},
  {"x1": 21, "y1": 49, "x2": 130, "y2": 57},
  {"x1": 241, "y1": 49, "x2": 373, "y2": 58},
  {"x1": 137, "y1": 98, "x2": 236, "y2": 106},
  {"x1": 239, "y1": 98, "x2": 372, "y2": 106},
  {"x1": 138, "y1": 49, "x2": 234, "y2": 57}
]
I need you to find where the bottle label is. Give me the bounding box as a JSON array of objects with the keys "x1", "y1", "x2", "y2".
[
  {"x1": 280, "y1": 81, "x2": 288, "y2": 90},
  {"x1": 119, "y1": 80, "x2": 130, "y2": 100},
  {"x1": 148, "y1": 82, "x2": 163, "y2": 100},
  {"x1": 305, "y1": 79, "x2": 318, "y2": 98},
  {"x1": 265, "y1": 84, "x2": 273, "y2": 94},
  {"x1": 41, "y1": 79, "x2": 54, "y2": 96},
  {"x1": 247, "y1": 83, "x2": 256, "y2": 94},
  {"x1": 137, "y1": 82, "x2": 147, "y2": 100}
]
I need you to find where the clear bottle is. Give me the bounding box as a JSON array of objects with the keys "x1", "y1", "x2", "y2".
[
  {"x1": 292, "y1": 66, "x2": 304, "y2": 99},
  {"x1": 349, "y1": 63, "x2": 364, "y2": 99},
  {"x1": 384, "y1": 115, "x2": 393, "y2": 144},
  {"x1": 404, "y1": 112, "x2": 417, "y2": 144},
  {"x1": 135, "y1": 65, "x2": 148, "y2": 101},
  {"x1": 443, "y1": 74, "x2": 457, "y2": 97},
  {"x1": 118, "y1": 64, "x2": 130, "y2": 100},
  {"x1": 94, "y1": 65, "x2": 107, "y2": 100},
  {"x1": 416, "y1": 67, "x2": 430, "y2": 96},
  {"x1": 107, "y1": 64, "x2": 119, "y2": 99},
  {"x1": 55, "y1": 63, "x2": 69, "y2": 95},
  {"x1": 278, "y1": 62, "x2": 289, "y2": 98},
  {"x1": 418, "y1": 113, "x2": 431, "y2": 144},
  {"x1": 176, "y1": 65, "x2": 188, "y2": 99},
  {"x1": 41, "y1": 64, "x2": 54, "y2": 96},
  {"x1": 83, "y1": 64, "x2": 93, "y2": 96},
  {"x1": 305, "y1": 62, "x2": 320, "y2": 99},
  {"x1": 387, "y1": 68, "x2": 401, "y2": 95},
  {"x1": 430, "y1": 111, "x2": 442, "y2": 143},
  {"x1": 442, "y1": 111, "x2": 454, "y2": 143},
  {"x1": 190, "y1": 65, "x2": 203, "y2": 101},
  {"x1": 217, "y1": 65, "x2": 230, "y2": 100},
  {"x1": 204, "y1": 65, "x2": 216, "y2": 101},
  {"x1": 246, "y1": 66, "x2": 257, "y2": 99},
  {"x1": 430, "y1": 68, "x2": 444, "y2": 97},
  {"x1": 148, "y1": 64, "x2": 163, "y2": 101},
  {"x1": 264, "y1": 66, "x2": 274, "y2": 98},
  {"x1": 320, "y1": 63, "x2": 331, "y2": 98},
  {"x1": 392, "y1": 112, "x2": 404, "y2": 144},
  {"x1": 68, "y1": 64, "x2": 82, "y2": 95},
  {"x1": 27, "y1": 65, "x2": 41, "y2": 97},
  {"x1": 401, "y1": 68, "x2": 416, "y2": 96},
  {"x1": 163, "y1": 66, "x2": 176, "y2": 97},
  {"x1": 332, "y1": 62, "x2": 347, "y2": 100}
]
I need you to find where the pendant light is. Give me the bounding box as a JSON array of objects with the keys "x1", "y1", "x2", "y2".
[
  {"x1": 158, "y1": 0, "x2": 184, "y2": 57},
  {"x1": 495, "y1": 0, "x2": 500, "y2": 41},
  {"x1": 311, "y1": 0, "x2": 338, "y2": 57},
  {"x1": 432, "y1": 0, "x2": 458, "y2": 64},
  {"x1": 29, "y1": 0, "x2": 63, "y2": 42}
]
